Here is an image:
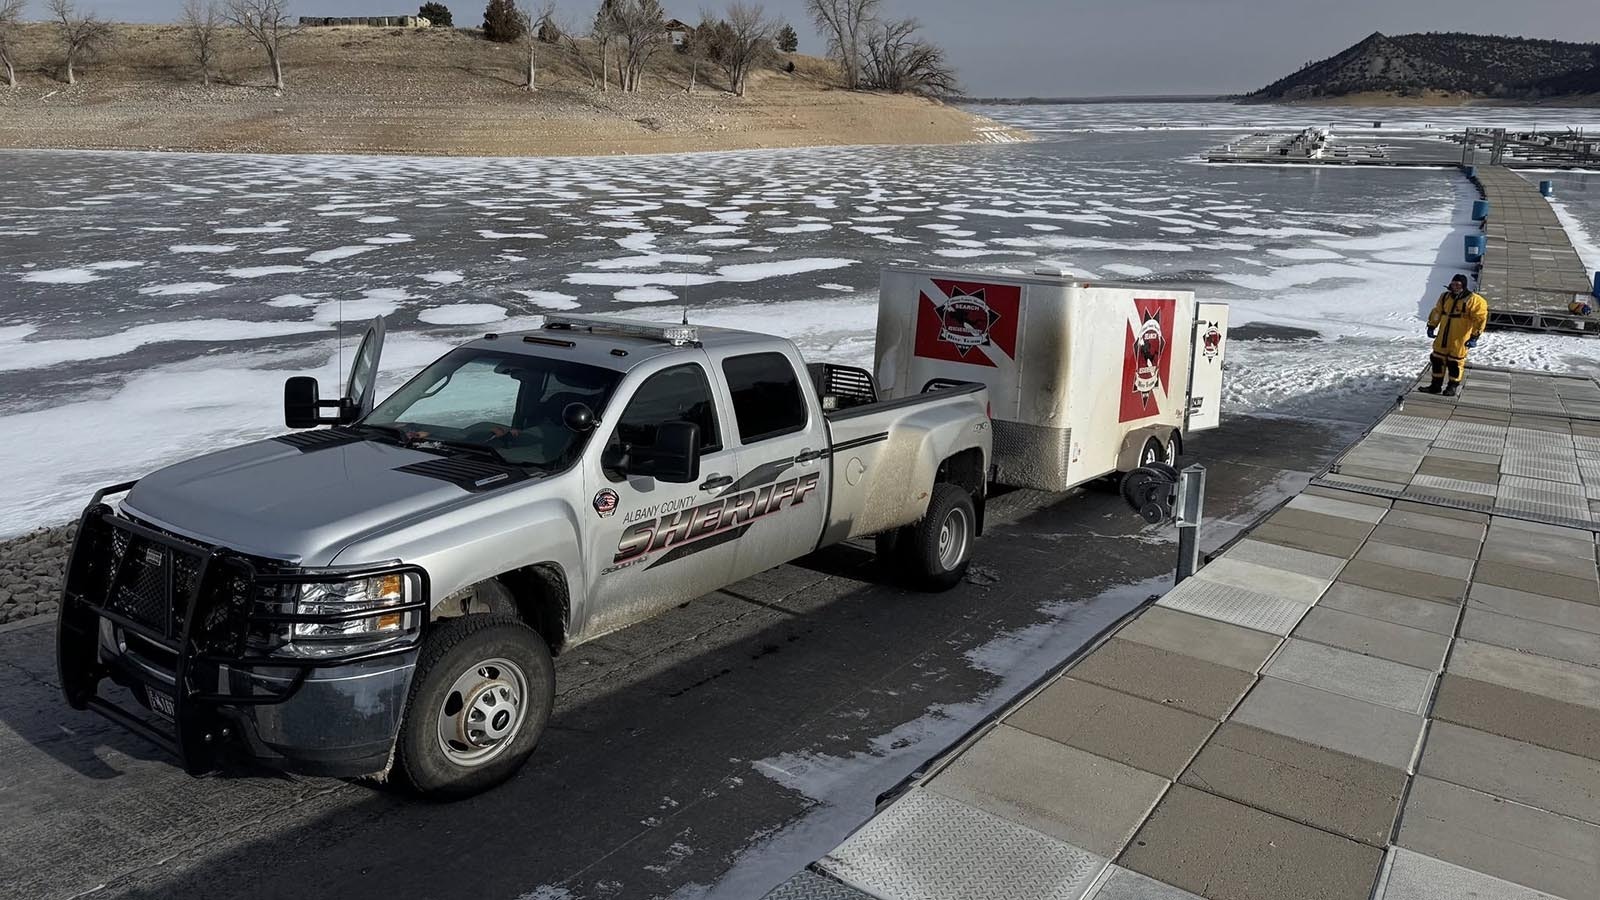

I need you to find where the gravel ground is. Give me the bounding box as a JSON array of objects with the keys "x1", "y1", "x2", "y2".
[{"x1": 0, "y1": 525, "x2": 73, "y2": 624}]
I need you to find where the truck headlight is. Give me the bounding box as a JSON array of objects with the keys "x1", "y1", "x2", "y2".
[{"x1": 293, "y1": 572, "x2": 420, "y2": 642}]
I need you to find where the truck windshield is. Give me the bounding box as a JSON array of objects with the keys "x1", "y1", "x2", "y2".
[{"x1": 363, "y1": 348, "x2": 621, "y2": 470}]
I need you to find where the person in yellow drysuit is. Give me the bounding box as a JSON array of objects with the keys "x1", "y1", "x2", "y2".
[{"x1": 1425, "y1": 274, "x2": 1489, "y2": 397}]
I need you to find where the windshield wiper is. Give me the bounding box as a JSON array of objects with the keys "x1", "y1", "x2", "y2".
[
  {"x1": 351, "y1": 423, "x2": 413, "y2": 446},
  {"x1": 424, "y1": 438, "x2": 516, "y2": 466}
]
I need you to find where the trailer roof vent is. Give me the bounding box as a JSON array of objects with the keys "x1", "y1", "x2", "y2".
[{"x1": 1034, "y1": 266, "x2": 1073, "y2": 279}]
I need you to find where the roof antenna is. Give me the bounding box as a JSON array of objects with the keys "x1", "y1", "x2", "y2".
[{"x1": 682, "y1": 276, "x2": 691, "y2": 325}]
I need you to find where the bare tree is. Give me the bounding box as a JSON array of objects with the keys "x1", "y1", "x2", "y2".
[
  {"x1": 223, "y1": 0, "x2": 299, "y2": 90},
  {"x1": 556, "y1": 8, "x2": 602, "y2": 88},
  {"x1": 683, "y1": 11, "x2": 715, "y2": 94},
  {"x1": 0, "y1": 0, "x2": 25, "y2": 89},
  {"x1": 805, "y1": 0, "x2": 876, "y2": 89},
  {"x1": 181, "y1": 0, "x2": 222, "y2": 86},
  {"x1": 48, "y1": 0, "x2": 113, "y2": 86},
  {"x1": 609, "y1": 0, "x2": 663, "y2": 92},
  {"x1": 712, "y1": 2, "x2": 773, "y2": 97},
  {"x1": 861, "y1": 18, "x2": 956, "y2": 96},
  {"x1": 592, "y1": 0, "x2": 618, "y2": 91},
  {"x1": 518, "y1": 0, "x2": 555, "y2": 90}
]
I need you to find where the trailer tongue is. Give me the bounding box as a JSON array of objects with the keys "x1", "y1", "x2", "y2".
[{"x1": 873, "y1": 265, "x2": 1229, "y2": 492}]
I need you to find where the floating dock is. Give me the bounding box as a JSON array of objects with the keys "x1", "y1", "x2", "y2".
[
  {"x1": 764, "y1": 367, "x2": 1600, "y2": 900},
  {"x1": 1208, "y1": 128, "x2": 1599, "y2": 170},
  {"x1": 1469, "y1": 166, "x2": 1598, "y2": 335}
]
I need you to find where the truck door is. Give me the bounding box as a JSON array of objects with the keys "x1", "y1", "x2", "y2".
[
  {"x1": 707, "y1": 348, "x2": 829, "y2": 582},
  {"x1": 583, "y1": 359, "x2": 743, "y2": 637},
  {"x1": 1185, "y1": 302, "x2": 1229, "y2": 432}
]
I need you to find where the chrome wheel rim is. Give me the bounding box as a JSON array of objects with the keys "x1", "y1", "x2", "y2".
[
  {"x1": 937, "y1": 506, "x2": 971, "y2": 572},
  {"x1": 436, "y1": 657, "x2": 528, "y2": 768}
]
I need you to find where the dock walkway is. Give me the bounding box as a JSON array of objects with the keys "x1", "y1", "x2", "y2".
[
  {"x1": 1470, "y1": 166, "x2": 1597, "y2": 335},
  {"x1": 763, "y1": 367, "x2": 1600, "y2": 900}
]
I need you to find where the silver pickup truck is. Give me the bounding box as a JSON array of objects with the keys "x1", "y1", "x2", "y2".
[{"x1": 57, "y1": 314, "x2": 991, "y2": 797}]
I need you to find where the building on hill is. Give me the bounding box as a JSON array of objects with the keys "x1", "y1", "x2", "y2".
[{"x1": 664, "y1": 19, "x2": 692, "y2": 47}]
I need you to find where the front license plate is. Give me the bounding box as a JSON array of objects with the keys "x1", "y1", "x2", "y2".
[{"x1": 146, "y1": 687, "x2": 176, "y2": 721}]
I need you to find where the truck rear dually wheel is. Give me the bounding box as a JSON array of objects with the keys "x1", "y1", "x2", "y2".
[
  {"x1": 395, "y1": 614, "x2": 554, "y2": 800},
  {"x1": 908, "y1": 483, "x2": 975, "y2": 591}
]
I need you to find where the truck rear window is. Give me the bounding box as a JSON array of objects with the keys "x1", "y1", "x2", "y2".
[{"x1": 723, "y1": 353, "x2": 808, "y2": 443}]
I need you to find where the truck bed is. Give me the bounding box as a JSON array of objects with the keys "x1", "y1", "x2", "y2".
[{"x1": 814, "y1": 372, "x2": 989, "y2": 547}]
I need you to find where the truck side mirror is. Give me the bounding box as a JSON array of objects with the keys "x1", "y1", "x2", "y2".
[
  {"x1": 284, "y1": 376, "x2": 324, "y2": 428},
  {"x1": 647, "y1": 421, "x2": 701, "y2": 484},
  {"x1": 284, "y1": 376, "x2": 352, "y2": 428}
]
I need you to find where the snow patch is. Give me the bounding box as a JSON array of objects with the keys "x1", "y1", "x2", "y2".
[
  {"x1": 169, "y1": 244, "x2": 237, "y2": 254},
  {"x1": 225, "y1": 265, "x2": 309, "y2": 278},
  {"x1": 514, "y1": 290, "x2": 582, "y2": 310},
  {"x1": 418, "y1": 304, "x2": 507, "y2": 325},
  {"x1": 614, "y1": 287, "x2": 678, "y2": 303},
  {"x1": 307, "y1": 245, "x2": 377, "y2": 263},
  {"x1": 137, "y1": 282, "x2": 229, "y2": 297}
]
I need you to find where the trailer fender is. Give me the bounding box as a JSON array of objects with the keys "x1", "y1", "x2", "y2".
[{"x1": 1114, "y1": 426, "x2": 1175, "y2": 473}]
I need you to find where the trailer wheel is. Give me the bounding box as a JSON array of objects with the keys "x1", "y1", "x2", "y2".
[
  {"x1": 908, "y1": 483, "x2": 976, "y2": 591},
  {"x1": 394, "y1": 615, "x2": 554, "y2": 800},
  {"x1": 1138, "y1": 436, "x2": 1170, "y2": 468}
]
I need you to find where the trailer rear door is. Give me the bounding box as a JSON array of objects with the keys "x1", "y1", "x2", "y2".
[{"x1": 1185, "y1": 302, "x2": 1229, "y2": 432}]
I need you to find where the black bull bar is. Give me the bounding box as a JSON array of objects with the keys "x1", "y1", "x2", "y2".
[{"x1": 57, "y1": 482, "x2": 428, "y2": 773}]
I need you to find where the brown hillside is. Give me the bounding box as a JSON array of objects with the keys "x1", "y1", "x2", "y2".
[{"x1": 0, "y1": 23, "x2": 1023, "y2": 156}]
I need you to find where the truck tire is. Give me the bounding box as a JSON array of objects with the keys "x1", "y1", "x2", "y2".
[
  {"x1": 394, "y1": 615, "x2": 554, "y2": 800},
  {"x1": 908, "y1": 483, "x2": 976, "y2": 591}
]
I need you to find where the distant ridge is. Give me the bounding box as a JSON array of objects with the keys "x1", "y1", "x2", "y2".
[{"x1": 1248, "y1": 32, "x2": 1600, "y2": 102}]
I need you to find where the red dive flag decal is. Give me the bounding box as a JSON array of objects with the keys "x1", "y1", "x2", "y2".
[
  {"x1": 1120, "y1": 297, "x2": 1177, "y2": 423},
  {"x1": 914, "y1": 279, "x2": 1021, "y2": 368}
]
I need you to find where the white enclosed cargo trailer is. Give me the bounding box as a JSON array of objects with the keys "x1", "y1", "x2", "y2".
[{"x1": 873, "y1": 266, "x2": 1229, "y2": 492}]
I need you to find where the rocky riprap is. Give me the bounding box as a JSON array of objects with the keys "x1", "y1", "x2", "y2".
[{"x1": 0, "y1": 525, "x2": 74, "y2": 624}]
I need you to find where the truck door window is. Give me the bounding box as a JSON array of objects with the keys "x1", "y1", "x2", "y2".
[
  {"x1": 722, "y1": 353, "x2": 808, "y2": 443},
  {"x1": 610, "y1": 364, "x2": 722, "y2": 458}
]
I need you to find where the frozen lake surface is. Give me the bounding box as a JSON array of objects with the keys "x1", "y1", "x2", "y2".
[{"x1": 2, "y1": 101, "x2": 1600, "y2": 537}]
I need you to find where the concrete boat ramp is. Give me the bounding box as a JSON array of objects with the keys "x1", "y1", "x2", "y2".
[{"x1": 764, "y1": 367, "x2": 1600, "y2": 900}]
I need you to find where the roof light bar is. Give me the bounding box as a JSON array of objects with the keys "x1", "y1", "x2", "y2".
[{"x1": 544, "y1": 313, "x2": 700, "y2": 346}]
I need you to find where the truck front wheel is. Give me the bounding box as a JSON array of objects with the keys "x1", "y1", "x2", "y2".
[
  {"x1": 909, "y1": 483, "x2": 976, "y2": 591},
  {"x1": 394, "y1": 615, "x2": 555, "y2": 800}
]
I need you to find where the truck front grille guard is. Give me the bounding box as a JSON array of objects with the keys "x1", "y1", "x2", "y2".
[{"x1": 57, "y1": 482, "x2": 430, "y2": 773}]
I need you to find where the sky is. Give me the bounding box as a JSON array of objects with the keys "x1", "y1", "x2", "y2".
[{"x1": 20, "y1": 0, "x2": 1600, "y2": 96}]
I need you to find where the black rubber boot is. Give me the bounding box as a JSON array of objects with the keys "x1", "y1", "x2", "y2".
[
  {"x1": 1423, "y1": 379, "x2": 1444, "y2": 394},
  {"x1": 1442, "y1": 382, "x2": 1460, "y2": 397}
]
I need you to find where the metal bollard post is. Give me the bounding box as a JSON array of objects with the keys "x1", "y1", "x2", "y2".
[{"x1": 1174, "y1": 465, "x2": 1207, "y2": 584}]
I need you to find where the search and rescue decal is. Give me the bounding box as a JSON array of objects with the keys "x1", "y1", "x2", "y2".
[
  {"x1": 913, "y1": 279, "x2": 1022, "y2": 368},
  {"x1": 1120, "y1": 297, "x2": 1177, "y2": 423}
]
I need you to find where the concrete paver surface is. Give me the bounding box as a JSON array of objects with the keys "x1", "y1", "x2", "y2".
[
  {"x1": 926, "y1": 724, "x2": 1168, "y2": 858},
  {"x1": 1120, "y1": 784, "x2": 1382, "y2": 900},
  {"x1": 1230, "y1": 677, "x2": 1425, "y2": 770},
  {"x1": 1418, "y1": 721, "x2": 1600, "y2": 825},
  {"x1": 1397, "y1": 776, "x2": 1600, "y2": 900},
  {"x1": 1005, "y1": 677, "x2": 1218, "y2": 779},
  {"x1": 1178, "y1": 723, "x2": 1406, "y2": 847}
]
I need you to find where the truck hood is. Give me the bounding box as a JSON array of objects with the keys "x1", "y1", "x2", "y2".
[{"x1": 121, "y1": 436, "x2": 483, "y2": 566}]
